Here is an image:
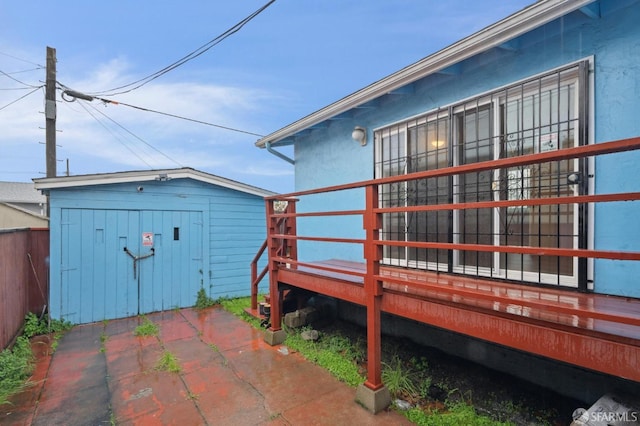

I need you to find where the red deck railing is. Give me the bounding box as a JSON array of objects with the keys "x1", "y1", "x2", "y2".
[{"x1": 253, "y1": 136, "x2": 640, "y2": 391}]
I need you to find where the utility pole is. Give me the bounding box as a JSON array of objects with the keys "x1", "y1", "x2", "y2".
[{"x1": 45, "y1": 46, "x2": 56, "y2": 178}]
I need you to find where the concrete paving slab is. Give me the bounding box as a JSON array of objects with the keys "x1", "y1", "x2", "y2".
[{"x1": 0, "y1": 306, "x2": 412, "y2": 425}]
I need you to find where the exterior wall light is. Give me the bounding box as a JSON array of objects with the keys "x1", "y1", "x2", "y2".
[{"x1": 352, "y1": 126, "x2": 367, "y2": 146}]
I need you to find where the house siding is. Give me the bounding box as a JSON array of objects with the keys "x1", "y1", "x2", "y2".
[
  {"x1": 48, "y1": 178, "x2": 268, "y2": 323},
  {"x1": 209, "y1": 187, "x2": 268, "y2": 298},
  {"x1": 293, "y1": 0, "x2": 640, "y2": 297}
]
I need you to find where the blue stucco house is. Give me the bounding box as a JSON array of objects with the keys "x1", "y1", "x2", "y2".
[
  {"x1": 257, "y1": 0, "x2": 640, "y2": 298},
  {"x1": 254, "y1": 0, "x2": 640, "y2": 408},
  {"x1": 34, "y1": 168, "x2": 274, "y2": 324}
]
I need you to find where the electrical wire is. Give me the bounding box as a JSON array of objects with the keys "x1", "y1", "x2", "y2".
[
  {"x1": 104, "y1": 100, "x2": 264, "y2": 137},
  {"x1": 0, "y1": 51, "x2": 45, "y2": 68},
  {"x1": 0, "y1": 69, "x2": 42, "y2": 89},
  {"x1": 78, "y1": 99, "x2": 183, "y2": 168},
  {"x1": 0, "y1": 85, "x2": 43, "y2": 112},
  {"x1": 58, "y1": 81, "x2": 264, "y2": 137},
  {"x1": 87, "y1": 0, "x2": 275, "y2": 97},
  {"x1": 74, "y1": 99, "x2": 155, "y2": 169}
]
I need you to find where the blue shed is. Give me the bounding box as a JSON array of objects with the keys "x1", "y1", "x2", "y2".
[{"x1": 34, "y1": 168, "x2": 274, "y2": 324}]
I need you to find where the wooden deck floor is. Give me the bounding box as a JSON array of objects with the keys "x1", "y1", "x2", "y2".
[{"x1": 275, "y1": 259, "x2": 640, "y2": 382}]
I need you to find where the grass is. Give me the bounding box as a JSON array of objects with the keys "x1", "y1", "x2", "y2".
[
  {"x1": 1, "y1": 312, "x2": 73, "y2": 407},
  {"x1": 218, "y1": 296, "x2": 263, "y2": 328},
  {"x1": 133, "y1": 316, "x2": 159, "y2": 337},
  {"x1": 405, "y1": 401, "x2": 513, "y2": 426},
  {"x1": 156, "y1": 350, "x2": 181, "y2": 373},
  {"x1": 382, "y1": 355, "x2": 418, "y2": 399},
  {"x1": 0, "y1": 336, "x2": 33, "y2": 406}
]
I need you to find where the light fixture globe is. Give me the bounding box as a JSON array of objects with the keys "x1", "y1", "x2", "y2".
[{"x1": 352, "y1": 126, "x2": 367, "y2": 146}]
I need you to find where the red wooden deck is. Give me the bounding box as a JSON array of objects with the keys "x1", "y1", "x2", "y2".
[
  {"x1": 251, "y1": 137, "x2": 640, "y2": 411},
  {"x1": 276, "y1": 259, "x2": 640, "y2": 382}
]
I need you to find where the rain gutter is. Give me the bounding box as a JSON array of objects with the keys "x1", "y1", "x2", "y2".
[{"x1": 265, "y1": 141, "x2": 295, "y2": 165}]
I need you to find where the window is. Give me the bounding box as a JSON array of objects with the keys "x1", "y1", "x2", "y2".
[{"x1": 374, "y1": 61, "x2": 589, "y2": 287}]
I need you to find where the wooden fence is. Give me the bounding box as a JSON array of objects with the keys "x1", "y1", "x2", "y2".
[{"x1": 0, "y1": 228, "x2": 49, "y2": 350}]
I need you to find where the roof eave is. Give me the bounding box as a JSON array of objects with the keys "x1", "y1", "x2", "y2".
[
  {"x1": 33, "y1": 168, "x2": 276, "y2": 198},
  {"x1": 255, "y1": 0, "x2": 595, "y2": 148}
]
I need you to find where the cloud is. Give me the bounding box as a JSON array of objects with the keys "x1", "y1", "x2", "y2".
[{"x1": 0, "y1": 53, "x2": 279, "y2": 184}]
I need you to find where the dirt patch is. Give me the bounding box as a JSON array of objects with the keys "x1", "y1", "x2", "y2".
[{"x1": 317, "y1": 319, "x2": 583, "y2": 425}]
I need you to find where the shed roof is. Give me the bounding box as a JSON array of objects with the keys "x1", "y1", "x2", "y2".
[
  {"x1": 0, "y1": 181, "x2": 47, "y2": 203},
  {"x1": 33, "y1": 168, "x2": 277, "y2": 198},
  {"x1": 255, "y1": 0, "x2": 596, "y2": 148}
]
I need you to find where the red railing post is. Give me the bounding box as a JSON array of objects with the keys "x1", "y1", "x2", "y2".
[
  {"x1": 250, "y1": 239, "x2": 267, "y2": 310},
  {"x1": 264, "y1": 198, "x2": 298, "y2": 345},
  {"x1": 363, "y1": 183, "x2": 383, "y2": 389},
  {"x1": 286, "y1": 200, "x2": 298, "y2": 267},
  {"x1": 265, "y1": 199, "x2": 282, "y2": 333},
  {"x1": 356, "y1": 183, "x2": 390, "y2": 413}
]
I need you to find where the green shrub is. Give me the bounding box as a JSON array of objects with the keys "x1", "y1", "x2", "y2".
[
  {"x1": 194, "y1": 287, "x2": 215, "y2": 309},
  {"x1": 23, "y1": 312, "x2": 72, "y2": 338}
]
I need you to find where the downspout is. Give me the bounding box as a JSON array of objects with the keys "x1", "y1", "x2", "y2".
[{"x1": 265, "y1": 141, "x2": 295, "y2": 165}]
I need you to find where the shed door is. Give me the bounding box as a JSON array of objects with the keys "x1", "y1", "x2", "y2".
[{"x1": 59, "y1": 208, "x2": 203, "y2": 323}]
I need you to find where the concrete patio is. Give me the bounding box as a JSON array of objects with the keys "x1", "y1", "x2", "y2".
[{"x1": 1, "y1": 306, "x2": 410, "y2": 425}]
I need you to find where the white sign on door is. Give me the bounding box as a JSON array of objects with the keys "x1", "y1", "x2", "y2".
[{"x1": 142, "y1": 232, "x2": 153, "y2": 246}]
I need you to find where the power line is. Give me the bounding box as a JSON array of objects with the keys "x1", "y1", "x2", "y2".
[
  {"x1": 79, "y1": 99, "x2": 183, "y2": 168},
  {"x1": 87, "y1": 0, "x2": 276, "y2": 97},
  {"x1": 3, "y1": 67, "x2": 44, "y2": 75},
  {"x1": 105, "y1": 99, "x2": 264, "y2": 137},
  {"x1": 0, "y1": 86, "x2": 43, "y2": 112},
  {"x1": 59, "y1": 82, "x2": 264, "y2": 137},
  {"x1": 76, "y1": 100, "x2": 155, "y2": 169},
  {"x1": 0, "y1": 51, "x2": 44, "y2": 68},
  {"x1": 0, "y1": 69, "x2": 42, "y2": 89}
]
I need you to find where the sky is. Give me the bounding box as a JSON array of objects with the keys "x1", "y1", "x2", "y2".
[{"x1": 1, "y1": 0, "x2": 532, "y2": 194}]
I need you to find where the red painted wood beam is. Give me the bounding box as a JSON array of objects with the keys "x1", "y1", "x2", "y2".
[
  {"x1": 380, "y1": 240, "x2": 640, "y2": 261},
  {"x1": 266, "y1": 200, "x2": 282, "y2": 332},
  {"x1": 377, "y1": 191, "x2": 640, "y2": 214},
  {"x1": 277, "y1": 268, "x2": 365, "y2": 306},
  {"x1": 381, "y1": 291, "x2": 640, "y2": 382},
  {"x1": 377, "y1": 273, "x2": 640, "y2": 327},
  {"x1": 265, "y1": 136, "x2": 640, "y2": 200},
  {"x1": 363, "y1": 184, "x2": 384, "y2": 390}
]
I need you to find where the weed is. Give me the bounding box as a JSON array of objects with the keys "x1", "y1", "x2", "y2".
[
  {"x1": 156, "y1": 351, "x2": 181, "y2": 373},
  {"x1": 99, "y1": 333, "x2": 108, "y2": 353},
  {"x1": 285, "y1": 329, "x2": 364, "y2": 387},
  {"x1": 186, "y1": 391, "x2": 199, "y2": 401},
  {"x1": 418, "y1": 377, "x2": 433, "y2": 400},
  {"x1": 218, "y1": 296, "x2": 262, "y2": 329},
  {"x1": 405, "y1": 401, "x2": 512, "y2": 426},
  {"x1": 133, "y1": 316, "x2": 159, "y2": 337},
  {"x1": 0, "y1": 336, "x2": 34, "y2": 406},
  {"x1": 269, "y1": 412, "x2": 281, "y2": 421},
  {"x1": 208, "y1": 343, "x2": 219, "y2": 352},
  {"x1": 382, "y1": 355, "x2": 418, "y2": 399},
  {"x1": 194, "y1": 287, "x2": 215, "y2": 310},
  {"x1": 23, "y1": 312, "x2": 72, "y2": 338}
]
